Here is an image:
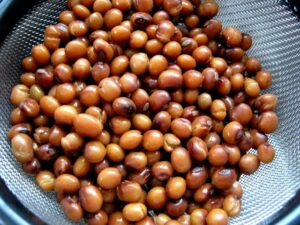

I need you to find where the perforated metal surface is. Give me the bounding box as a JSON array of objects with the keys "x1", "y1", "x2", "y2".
[{"x1": 0, "y1": 0, "x2": 299, "y2": 224}]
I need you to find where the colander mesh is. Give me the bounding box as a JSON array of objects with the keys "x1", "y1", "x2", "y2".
[{"x1": 0, "y1": 0, "x2": 299, "y2": 224}]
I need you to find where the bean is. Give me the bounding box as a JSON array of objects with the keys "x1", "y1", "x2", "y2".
[
  {"x1": 143, "y1": 130, "x2": 164, "y2": 152},
  {"x1": 206, "y1": 208, "x2": 228, "y2": 225},
  {"x1": 73, "y1": 156, "x2": 92, "y2": 177},
  {"x1": 171, "y1": 118, "x2": 192, "y2": 139},
  {"x1": 133, "y1": 0, "x2": 153, "y2": 13},
  {"x1": 151, "y1": 161, "x2": 173, "y2": 181},
  {"x1": 117, "y1": 180, "x2": 143, "y2": 203},
  {"x1": 129, "y1": 168, "x2": 151, "y2": 185},
  {"x1": 125, "y1": 152, "x2": 147, "y2": 171},
  {"x1": 61, "y1": 132, "x2": 84, "y2": 153},
  {"x1": 55, "y1": 174, "x2": 80, "y2": 194},
  {"x1": 166, "y1": 177, "x2": 186, "y2": 200},
  {"x1": 123, "y1": 203, "x2": 147, "y2": 222},
  {"x1": 54, "y1": 156, "x2": 72, "y2": 176},
  {"x1": 171, "y1": 147, "x2": 191, "y2": 173},
  {"x1": 239, "y1": 154, "x2": 260, "y2": 175},
  {"x1": 257, "y1": 143, "x2": 275, "y2": 163},
  {"x1": 23, "y1": 158, "x2": 41, "y2": 174},
  {"x1": 36, "y1": 170, "x2": 55, "y2": 191},
  {"x1": 79, "y1": 185, "x2": 103, "y2": 213},
  {"x1": 97, "y1": 167, "x2": 121, "y2": 189},
  {"x1": 60, "y1": 196, "x2": 83, "y2": 221},
  {"x1": 212, "y1": 168, "x2": 237, "y2": 189},
  {"x1": 11, "y1": 133, "x2": 34, "y2": 163},
  {"x1": 108, "y1": 211, "x2": 129, "y2": 225},
  {"x1": 257, "y1": 111, "x2": 278, "y2": 134},
  {"x1": 120, "y1": 130, "x2": 143, "y2": 150},
  {"x1": 136, "y1": 216, "x2": 155, "y2": 225},
  {"x1": 187, "y1": 137, "x2": 208, "y2": 161},
  {"x1": 85, "y1": 210, "x2": 108, "y2": 225},
  {"x1": 166, "y1": 198, "x2": 188, "y2": 218},
  {"x1": 223, "y1": 194, "x2": 241, "y2": 217}
]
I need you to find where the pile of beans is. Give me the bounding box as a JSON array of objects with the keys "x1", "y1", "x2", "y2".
[{"x1": 8, "y1": 0, "x2": 278, "y2": 224}]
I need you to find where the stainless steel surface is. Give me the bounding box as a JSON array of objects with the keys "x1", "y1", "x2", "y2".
[{"x1": 0, "y1": 0, "x2": 299, "y2": 224}]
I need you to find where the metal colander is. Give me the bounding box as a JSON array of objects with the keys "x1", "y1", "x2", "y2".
[{"x1": 0, "y1": 0, "x2": 299, "y2": 224}]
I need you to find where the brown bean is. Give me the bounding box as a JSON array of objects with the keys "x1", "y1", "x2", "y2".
[
  {"x1": 192, "y1": 116, "x2": 213, "y2": 138},
  {"x1": 257, "y1": 143, "x2": 275, "y2": 164},
  {"x1": 146, "y1": 186, "x2": 167, "y2": 210},
  {"x1": 97, "y1": 167, "x2": 122, "y2": 189},
  {"x1": 257, "y1": 111, "x2": 278, "y2": 134},
  {"x1": 166, "y1": 177, "x2": 186, "y2": 200},
  {"x1": 54, "y1": 105, "x2": 77, "y2": 125},
  {"x1": 154, "y1": 214, "x2": 171, "y2": 225},
  {"x1": 149, "y1": 90, "x2": 171, "y2": 113},
  {"x1": 65, "y1": 40, "x2": 87, "y2": 61},
  {"x1": 186, "y1": 166, "x2": 208, "y2": 190},
  {"x1": 151, "y1": 161, "x2": 173, "y2": 181},
  {"x1": 18, "y1": 98, "x2": 40, "y2": 118},
  {"x1": 108, "y1": 211, "x2": 129, "y2": 225},
  {"x1": 202, "y1": 67, "x2": 219, "y2": 90},
  {"x1": 55, "y1": 174, "x2": 80, "y2": 194},
  {"x1": 158, "y1": 70, "x2": 183, "y2": 91},
  {"x1": 171, "y1": 147, "x2": 191, "y2": 173},
  {"x1": 255, "y1": 94, "x2": 277, "y2": 112},
  {"x1": 166, "y1": 198, "x2": 188, "y2": 218},
  {"x1": 212, "y1": 168, "x2": 237, "y2": 190},
  {"x1": 208, "y1": 145, "x2": 228, "y2": 166},
  {"x1": 93, "y1": 38, "x2": 114, "y2": 62},
  {"x1": 135, "y1": 216, "x2": 155, "y2": 225},
  {"x1": 125, "y1": 152, "x2": 147, "y2": 171},
  {"x1": 133, "y1": 0, "x2": 153, "y2": 12},
  {"x1": 120, "y1": 130, "x2": 143, "y2": 150},
  {"x1": 187, "y1": 137, "x2": 208, "y2": 161},
  {"x1": 117, "y1": 180, "x2": 143, "y2": 203},
  {"x1": 36, "y1": 170, "x2": 56, "y2": 191},
  {"x1": 153, "y1": 111, "x2": 171, "y2": 133},
  {"x1": 20, "y1": 72, "x2": 35, "y2": 87},
  {"x1": 7, "y1": 123, "x2": 33, "y2": 140},
  {"x1": 222, "y1": 194, "x2": 241, "y2": 217},
  {"x1": 72, "y1": 156, "x2": 92, "y2": 177},
  {"x1": 197, "y1": 93, "x2": 212, "y2": 111},
  {"x1": 85, "y1": 210, "x2": 108, "y2": 225},
  {"x1": 156, "y1": 20, "x2": 175, "y2": 43},
  {"x1": 129, "y1": 168, "x2": 151, "y2": 185},
  {"x1": 54, "y1": 156, "x2": 72, "y2": 176},
  {"x1": 73, "y1": 113, "x2": 103, "y2": 138},
  {"x1": 239, "y1": 154, "x2": 260, "y2": 175},
  {"x1": 79, "y1": 185, "x2": 103, "y2": 213},
  {"x1": 206, "y1": 208, "x2": 228, "y2": 225},
  {"x1": 60, "y1": 196, "x2": 83, "y2": 221},
  {"x1": 245, "y1": 57, "x2": 261, "y2": 74},
  {"x1": 123, "y1": 203, "x2": 147, "y2": 222},
  {"x1": 35, "y1": 144, "x2": 59, "y2": 161},
  {"x1": 129, "y1": 52, "x2": 149, "y2": 75},
  {"x1": 171, "y1": 118, "x2": 192, "y2": 139},
  {"x1": 222, "y1": 121, "x2": 244, "y2": 145},
  {"x1": 113, "y1": 97, "x2": 136, "y2": 117},
  {"x1": 11, "y1": 133, "x2": 34, "y2": 163},
  {"x1": 143, "y1": 130, "x2": 164, "y2": 152},
  {"x1": 163, "y1": 0, "x2": 182, "y2": 17},
  {"x1": 256, "y1": 70, "x2": 272, "y2": 89},
  {"x1": 98, "y1": 78, "x2": 121, "y2": 102},
  {"x1": 22, "y1": 158, "x2": 41, "y2": 174},
  {"x1": 22, "y1": 56, "x2": 38, "y2": 72},
  {"x1": 61, "y1": 132, "x2": 84, "y2": 153},
  {"x1": 48, "y1": 125, "x2": 65, "y2": 147}
]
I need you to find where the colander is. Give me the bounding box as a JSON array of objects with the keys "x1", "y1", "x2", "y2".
[{"x1": 0, "y1": 0, "x2": 299, "y2": 224}]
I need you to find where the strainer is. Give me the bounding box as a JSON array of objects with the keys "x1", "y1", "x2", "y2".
[{"x1": 0, "y1": 0, "x2": 299, "y2": 224}]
